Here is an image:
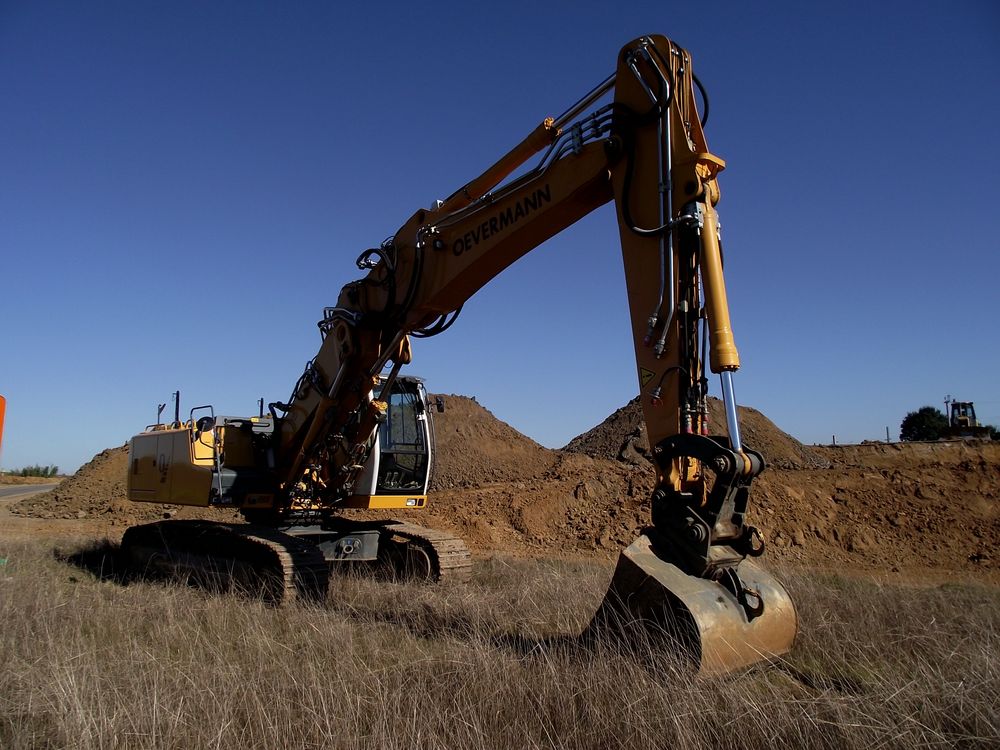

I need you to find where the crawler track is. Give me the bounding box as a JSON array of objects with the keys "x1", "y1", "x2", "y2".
[
  {"x1": 121, "y1": 520, "x2": 329, "y2": 605},
  {"x1": 120, "y1": 518, "x2": 472, "y2": 603},
  {"x1": 381, "y1": 520, "x2": 473, "y2": 583}
]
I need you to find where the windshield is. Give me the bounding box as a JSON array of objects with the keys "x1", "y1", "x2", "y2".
[{"x1": 376, "y1": 383, "x2": 429, "y2": 492}]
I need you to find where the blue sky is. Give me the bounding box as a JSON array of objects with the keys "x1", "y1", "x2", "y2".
[{"x1": 2, "y1": 1, "x2": 998, "y2": 473}]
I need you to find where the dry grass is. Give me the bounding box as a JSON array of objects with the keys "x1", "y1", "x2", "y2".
[
  {"x1": 0, "y1": 475, "x2": 62, "y2": 486},
  {"x1": 1, "y1": 538, "x2": 997, "y2": 749}
]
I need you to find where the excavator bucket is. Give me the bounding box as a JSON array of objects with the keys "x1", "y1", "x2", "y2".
[{"x1": 587, "y1": 535, "x2": 797, "y2": 674}]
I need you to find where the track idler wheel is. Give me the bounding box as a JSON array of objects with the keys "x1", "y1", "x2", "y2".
[{"x1": 378, "y1": 538, "x2": 438, "y2": 582}]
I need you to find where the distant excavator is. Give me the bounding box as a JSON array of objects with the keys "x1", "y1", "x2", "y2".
[
  {"x1": 945, "y1": 399, "x2": 991, "y2": 439},
  {"x1": 122, "y1": 34, "x2": 797, "y2": 674}
]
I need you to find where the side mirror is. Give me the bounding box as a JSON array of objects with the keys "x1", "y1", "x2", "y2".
[{"x1": 435, "y1": 396, "x2": 445, "y2": 413}]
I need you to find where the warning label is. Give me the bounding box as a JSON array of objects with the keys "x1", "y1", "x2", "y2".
[{"x1": 639, "y1": 368, "x2": 655, "y2": 387}]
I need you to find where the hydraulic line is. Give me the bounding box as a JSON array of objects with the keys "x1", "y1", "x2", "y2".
[
  {"x1": 623, "y1": 43, "x2": 676, "y2": 352},
  {"x1": 693, "y1": 73, "x2": 710, "y2": 127},
  {"x1": 650, "y1": 93, "x2": 673, "y2": 353},
  {"x1": 355, "y1": 245, "x2": 397, "y2": 317},
  {"x1": 411, "y1": 305, "x2": 463, "y2": 338},
  {"x1": 430, "y1": 108, "x2": 614, "y2": 234},
  {"x1": 552, "y1": 72, "x2": 616, "y2": 130}
]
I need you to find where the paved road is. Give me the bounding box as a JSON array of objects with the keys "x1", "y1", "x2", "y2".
[{"x1": 0, "y1": 483, "x2": 58, "y2": 500}]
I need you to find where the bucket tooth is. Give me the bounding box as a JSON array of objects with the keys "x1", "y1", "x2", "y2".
[{"x1": 587, "y1": 534, "x2": 797, "y2": 674}]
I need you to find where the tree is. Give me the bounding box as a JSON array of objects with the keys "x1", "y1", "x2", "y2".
[
  {"x1": 13, "y1": 464, "x2": 59, "y2": 477},
  {"x1": 900, "y1": 406, "x2": 949, "y2": 442}
]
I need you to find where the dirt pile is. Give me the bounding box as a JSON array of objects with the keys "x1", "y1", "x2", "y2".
[
  {"x1": 10, "y1": 447, "x2": 236, "y2": 526},
  {"x1": 12, "y1": 447, "x2": 129, "y2": 521},
  {"x1": 10, "y1": 395, "x2": 999, "y2": 578},
  {"x1": 406, "y1": 440, "x2": 1000, "y2": 576},
  {"x1": 563, "y1": 396, "x2": 829, "y2": 470},
  {"x1": 10, "y1": 395, "x2": 560, "y2": 526},
  {"x1": 753, "y1": 441, "x2": 1000, "y2": 573},
  {"x1": 557, "y1": 400, "x2": 998, "y2": 573},
  {"x1": 379, "y1": 452, "x2": 655, "y2": 559},
  {"x1": 429, "y1": 395, "x2": 559, "y2": 489}
]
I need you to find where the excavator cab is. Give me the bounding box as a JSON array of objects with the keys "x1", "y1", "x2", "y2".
[
  {"x1": 946, "y1": 400, "x2": 989, "y2": 439},
  {"x1": 950, "y1": 401, "x2": 978, "y2": 428},
  {"x1": 343, "y1": 376, "x2": 432, "y2": 509}
]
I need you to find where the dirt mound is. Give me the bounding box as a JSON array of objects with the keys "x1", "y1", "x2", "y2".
[
  {"x1": 563, "y1": 396, "x2": 829, "y2": 470},
  {"x1": 11, "y1": 395, "x2": 560, "y2": 525},
  {"x1": 562, "y1": 398, "x2": 646, "y2": 463},
  {"x1": 10, "y1": 447, "x2": 237, "y2": 526},
  {"x1": 384, "y1": 452, "x2": 655, "y2": 558},
  {"x1": 12, "y1": 447, "x2": 129, "y2": 520},
  {"x1": 429, "y1": 395, "x2": 559, "y2": 489},
  {"x1": 399, "y1": 440, "x2": 999, "y2": 577},
  {"x1": 10, "y1": 396, "x2": 999, "y2": 579},
  {"x1": 753, "y1": 441, "x2": 1000, "y2": 574}
]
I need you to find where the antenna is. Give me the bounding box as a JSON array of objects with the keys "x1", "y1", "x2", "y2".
[
  {"x1": 156, "y1": 402, "x2": 166, "y2": 425},
  {"x1": 173, "y1": 390, "x2": 180, "y2": 425}
]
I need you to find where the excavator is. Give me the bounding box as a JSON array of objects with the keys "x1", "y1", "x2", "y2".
[{"x1": 123, "y1": 34, "x2": 797, "y2": 674}]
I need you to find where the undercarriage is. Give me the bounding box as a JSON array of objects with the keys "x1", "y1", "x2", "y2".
[{"x1": 120, "y1": 517, "x2": 472, "y2": 605}]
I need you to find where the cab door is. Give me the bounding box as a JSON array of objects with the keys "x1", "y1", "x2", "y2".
[{"x1": 376, "y1": 384, "x2": 430, "y2": 494}]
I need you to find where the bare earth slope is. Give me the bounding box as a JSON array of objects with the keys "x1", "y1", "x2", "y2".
[
  {"x1": 11, "y1": 396, "x2": 999, "y2": 578},
  {"x1": 429, "y1": 395, "x2": 559, "y2": 489},
  {"x1": 10, "y1": 447, "x2": 238, "y2": 526},
  {"x1": 562, "y1": 396, "x2": 829, "y2": 469}
]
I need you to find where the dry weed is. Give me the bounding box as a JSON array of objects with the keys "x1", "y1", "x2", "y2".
[{"x1": 0, "y1": 540, "x2": 996, "y2": 749}]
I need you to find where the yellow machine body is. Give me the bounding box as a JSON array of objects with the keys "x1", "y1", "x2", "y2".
[
  {"x1": 128, "y1": 425, "x2": 213, "y2": 506},
  {"x1": 128, "y1": 377, "x2": 434, "y2": 513}
]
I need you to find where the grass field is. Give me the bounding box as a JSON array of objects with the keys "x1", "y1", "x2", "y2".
[
  {"x1": 1, "y1": 539, "x2": 997, "y2": 749},
  {"x1": 0, "y1": 475, "x2": 63, "y2": 486}
]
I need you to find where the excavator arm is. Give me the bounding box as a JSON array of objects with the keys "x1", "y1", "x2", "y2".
[
  {"x1": 272, "y1": 122, "x2": 613, "y2": 496},
  {"x1": 267, "y1": 35, "x2": 796, "y2": 671},
  {"x1": 276, "y1": 37, "x2": 749, "y2": 561}
]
